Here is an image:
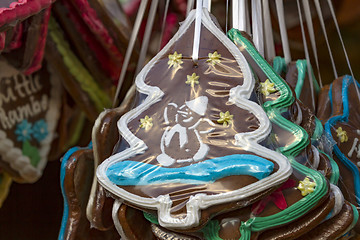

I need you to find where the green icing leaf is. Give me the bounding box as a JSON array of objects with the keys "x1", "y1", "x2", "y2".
[{"x1": 22, "y1": 141, "x2": 41, "y2": 167}]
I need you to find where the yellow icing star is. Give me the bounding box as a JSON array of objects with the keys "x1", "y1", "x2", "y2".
[
  {"x1": 297, "y1": 177, "x2": 316, "y2": 196},
  {"x1": 336, "y1": 127, "x2": 348, "y2": 143},
  {"x1": 139, "y1": 115, "x2": 153, "y2": 130},
  {"x1": 207, "y1": 51, "x2": 221, "y2": 65},
  {"x1": 185, "y1": 73, "x2": 200, "y2": 87},
  {"x1": 168, "y1": 51, "x2": 183, "y2": 68},
  {"x1": 260, "y1": 79, "x2": 276, "y2": 96},
  {"x1": 217, "y1": 111, "x2": 233, "y2": 126}
]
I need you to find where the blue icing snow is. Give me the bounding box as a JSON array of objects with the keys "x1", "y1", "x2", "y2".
[
  {"x1": 325, "y1": 76, "x2": 360, "y2": 206},
  {"x1": 107, "y1": 154, "x2": 274, "y2": 186}
]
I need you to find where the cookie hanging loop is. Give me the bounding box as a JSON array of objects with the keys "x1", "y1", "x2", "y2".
[
  {"x1": 192, "y1": 0, "x2": 208, "y2": 64},
  {"x1": 302, "y1": 0, "x2": 323, "y2": 88},
  {"x1": 313, "y1": 0, "x2": 338, "y2": 80},
  {"x1": 326, "y1": 0, "x2": 360, "y2": 102},
  {"x1": 296, "y1": 0, "x2": 316, "y2": 112},
  {"x1": 275, "y1": 0, "x2": 291, "y2": 64}
]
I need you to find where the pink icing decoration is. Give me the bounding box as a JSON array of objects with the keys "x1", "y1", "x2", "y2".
[
  {"x1": 123, "y1": 0, "x2": 140, "y2": 16},
  {"x1": 161, "y1": 13, "x2": 178, "y2": 50},
  {"x1": 251, "y1": 179, "x2": 296, "y2": 215},
  {"x1": 0, "y1": 0, "x2": 54, "y2": 28},
  {"x1": 6, "y1": 22, "x2": 23, "y2": 51},
  {"x1": 70, "y1": 0, "x2": 123, "y2": 61},
  {"x1": 0, "y1": 32, "x2": 5, "y2": 52},
  {"x1": 23, "y1": 6, "x2": 51, "y2": 75},
  {"x1": 62, "y1": 0, "x2": 121, "y2": 80}
]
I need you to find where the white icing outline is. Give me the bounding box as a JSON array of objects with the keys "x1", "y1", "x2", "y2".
[
  {"x1": 0, "y1": 60, "x2": 61, "y2": 183},
  {"x1": 112, "y1": 200, "x2": 128, "y2": 240},
  {"x1": 327, "y1": 184, "x2": 344, "y2": 220},
  {"x1": 97, "y1": 10, "x2": 292, "y2": 229},
  {"x1": 311, "y1": 145, "x2": 320, "y2": 169}
]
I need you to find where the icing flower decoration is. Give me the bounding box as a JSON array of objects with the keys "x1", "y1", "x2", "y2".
[
  {"x1": 168, "y1": 51, "x2": 183, "y2": 68},
  {"x1": 206, "y1": 51, "x2": 221, "y2": 65},
  {"x1": 15, "y1": 120, "x2": 33, "y2": 142},
  {"x1": 217, "y1": 111, "x2": 233, "y2": 126},
  {"x1": 140, "y1": 115, "x2": 153, "y2": 130},
  {"x1": 32, "y1": 120, "x2": 48, "y2": 142},
  {"x1": 260, "y1": 79, "x2": 276, "y2": 96},
  {"x1": 297, "y1": 177, "x2": 316, "y2": 196},
  {"x1": 336, "y1": 127, "x2": 348, "y2": 143},
  {"x1": 185, "y1": 73, "x2": 200, "y2": 87}
]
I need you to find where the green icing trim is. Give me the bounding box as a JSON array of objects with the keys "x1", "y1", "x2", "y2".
[
  {"x1": 48, "y1": 17, "x2": 111, "y2": 112},
  {"x1": 318, "y1": 149, "x2": 340, "y2": 185},
  {"x1": 272, "y1": 56, "x2": 287, "y2": 75},
  {"x1": 295, "y1": 60, "x2": 307, "y2": 99},
  {"x1": 143, "y1": 212, "x2": 159, "y2": 225},
  {"x1": 312, "y1": 117, "x2": 324, "y2": 142},
  {"x1": 201, "y1": 220, "x2": 222, "y2": 240},
  {"x1": 227, "y1": 30, "x2": 309, "y2": 158},
  {"x1": 226, "y1": 29, "x2": 327, "y2": 240},
  {"x1": 348, "y1": 204, "x2": 359, "y2": 233}
]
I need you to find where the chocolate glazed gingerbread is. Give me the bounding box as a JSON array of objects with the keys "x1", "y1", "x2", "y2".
[
  {"x1": 320, "y1": 76, "x2": 360, "y2": 234},
  {"x1": 59, "y1": 147, "x2": 119, "y2": 240},
  {"x1": 97, "y1": 10, "x2": 291, "y2": 231},
  {"x1": 87, "y1": 87, "x2": 136, "y2": 231}
]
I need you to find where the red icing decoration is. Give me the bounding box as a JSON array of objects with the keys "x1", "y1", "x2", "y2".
[
  {"x1": 70, "y1": 0, "x2": 123, "y2": 61},
  {"x1": 160, "y1": 13, "x2": 178, "y2": 50},
  {"x1": 23, "y1": 6, "x2": 51, "y2": 75},
  {"x1": 251, "y1": 179, "x2": 296, "y2": 215},
  {"x1": 61, "y1": 0, "x2": 121, "y2": 81},
  {"x1": 6, "y1": 22, "x2": 23, "y2": 51},
  {"x1": 0, "y1": 0, "x2": 54, "y2": 28},
  {"x1": 0, "y1": 32, "x2": 5, "y2": 52}
]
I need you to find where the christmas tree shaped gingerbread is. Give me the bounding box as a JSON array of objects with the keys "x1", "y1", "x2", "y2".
[{"x1": 97, "y1": 9, "x2": 292, "y2": 229}]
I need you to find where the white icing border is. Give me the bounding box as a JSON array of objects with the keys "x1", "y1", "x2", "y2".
[
  {"x1": 112, "y1": 200, "x2": 128, "y2": 240},
  {"x1": 329, "y1": 184, "x2": 344, "y2": 220},
  {"x1": 97, "y1": 9, "x2": 292, "y2": 229},
  {"x1": 0, "y1": 61, "x2": 62, "y2": 183}
]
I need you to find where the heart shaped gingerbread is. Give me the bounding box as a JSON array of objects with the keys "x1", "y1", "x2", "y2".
[{"x1": 0, "y1": 57, "x2": 61, "y2": 182}]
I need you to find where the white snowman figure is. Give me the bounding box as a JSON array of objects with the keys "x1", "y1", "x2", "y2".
[{"x1": 157, "y1": 96, "x2": 214, "y2": 166}]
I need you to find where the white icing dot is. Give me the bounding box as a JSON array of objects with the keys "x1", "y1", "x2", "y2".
[{"x1": 357, "y1": 162, "x2": 360, "y2": 168}]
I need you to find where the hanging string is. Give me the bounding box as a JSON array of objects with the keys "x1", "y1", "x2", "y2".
[
  {"x1": 275, "y1": 0, "x2": 291, "y2": 64},
  {"x1": 225, "y1": 0, "x2": 229, "y2": 32},
  {"x1": 157, "y1": 0, "x2": 170, "y2": 52},
  {"x1": 245, "y1": 0, "x2": 251, "y2": 34},
  {"x1": 302, "y1": 0, "x2": 323, "y2": 88},
  {"x1": 252, "y1": 0, "x2": 264, "y2": 56},
  {"x1": 135, "y1": 0, "x2": 159, "y2": 75},
  {"x1": 203, "y1": 0, "x2": 211, "y2": 10},
  {"x1": 232, "y1": 0, "x2": 239, "y2": 30},
  {"x1": 262, "y1": 0, "x2": 275, "y2": 61},
  {"x1": 296, "y1": 0, "x2": 316, "y2": 111},
  {"x1": 113, "y1": 0, "x2": 149, "y2": 107},
  {"x1": 313, "y1": 0, "x2": 338, "y2": 80},
  {"x1": 326, "y1": 0, "x2": 360, "y2": 101},
  {"x1": 187, "y1": 0, "x2": 195, "y2": 16},
  {"x1": 192, "y1": 0, "x2": 203, "y2": 63}
]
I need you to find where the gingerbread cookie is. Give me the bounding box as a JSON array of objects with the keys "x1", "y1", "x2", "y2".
[
  {"x1": 0, "y1": 58, "x2": 61, "y2": 182},
  {"x1": 97, "y1": 9, "x2": 292, "y2": 230}
]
